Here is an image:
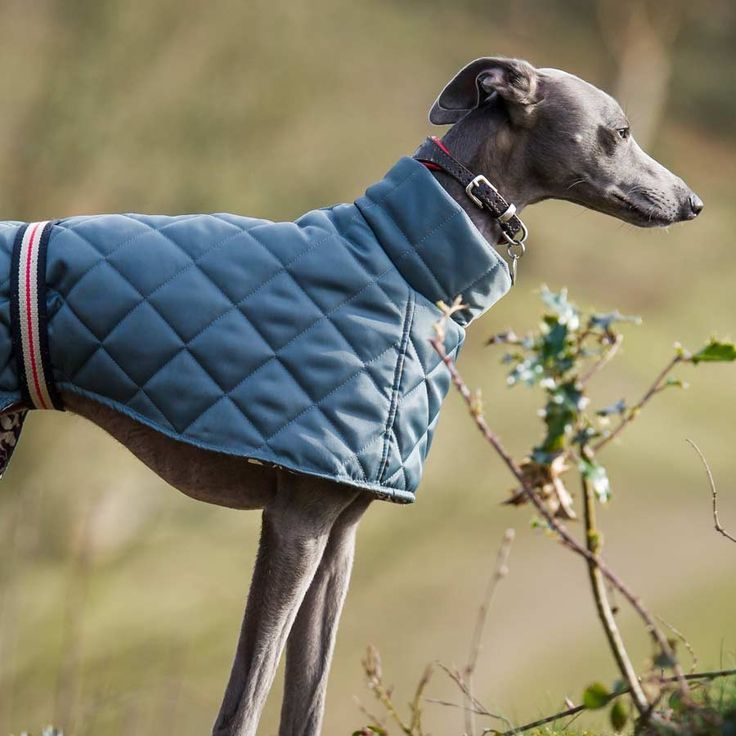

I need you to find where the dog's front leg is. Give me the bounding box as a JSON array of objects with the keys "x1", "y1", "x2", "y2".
[
  {"x1": 211, "y1": 474, "x2": 360, "y2": 736},
  {"x1": 278, "y1": 493, "x2": 372, "y2": 736}
]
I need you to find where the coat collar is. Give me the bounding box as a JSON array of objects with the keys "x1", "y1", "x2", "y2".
[{"x1": 355, "y1": 156, "x2": 511, "y2": 326}]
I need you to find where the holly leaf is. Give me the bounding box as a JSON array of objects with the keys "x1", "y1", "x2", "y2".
[
  {"x1": 596, "y1": 399, "x2": 627, "y2": 417},
  {"x1": 610, "y1": 699, "x2": 628, "y2": 732},
  {"x1": 589, "y1": 311, "x2": 641, "y2": 331},
  {"x1": 540, "y1": 286, "x2": 581, "y2": 330},
  {"x1": 691, "y1": 340, "x2": 736, "y2": 364},
  {"x1": 582, "y1": 682, "x2": 612, "y2": 709}
]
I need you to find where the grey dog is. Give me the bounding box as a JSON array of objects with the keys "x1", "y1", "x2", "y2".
[{"x1": 28, "y1": 56, "x2": 704, "y2": 736}]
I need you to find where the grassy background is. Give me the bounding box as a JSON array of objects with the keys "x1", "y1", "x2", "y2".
[{"x1": 0, "y1": 0, "x2": 734, "y2": 733}]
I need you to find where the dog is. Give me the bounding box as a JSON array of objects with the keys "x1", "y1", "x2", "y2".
[{"x1": 0, "y1": 57, "x2": 701, "y2": 736}]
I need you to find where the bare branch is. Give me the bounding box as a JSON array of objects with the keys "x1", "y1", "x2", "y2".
[
  {"x1": 425, "y1": 697, "x2": 493, "y2": 716},
  {"x1": 438, "y1": 663, "x2": 507, "y2": 723},
  {"x1": 582, "y1": 474, "x2": 649, "y2": 713},
  {"x1": 361, "y1": 645, "x2": 413, "y2": 734},
  {"x1": 463, "y1": 528, "x2": 515, "y2": 734},
  {"x1": 657, "y1": 615, "x2": 698, "y2": 674},
  {"x1": 687, "y1": 439, "x2": 736, "y2": 544},
  {"x1": 579, "y1": 333, "x2": 623, "y2": 386},
  {"x1": 409, "y1": 664, "x2": 433, "y2": 734},
  {"x1": 593, "y1": 355, "x2": 681, "y2": 452},
  {"x1": 483, "y1": 702, "x2": 586, "y2": 736}
]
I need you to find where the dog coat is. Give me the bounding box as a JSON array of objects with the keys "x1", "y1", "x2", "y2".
[{"x1": 0, "y1": 157, "x2": 511, "y2": 502}]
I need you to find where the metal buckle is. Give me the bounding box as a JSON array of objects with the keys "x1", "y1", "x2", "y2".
[{"x1": 465, "y1": 174, "x2": 497, "y2": 209}]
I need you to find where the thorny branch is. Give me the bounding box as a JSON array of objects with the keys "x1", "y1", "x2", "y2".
[{"x1": 687, "y1": 439, "x2": 736, "y2": 544}]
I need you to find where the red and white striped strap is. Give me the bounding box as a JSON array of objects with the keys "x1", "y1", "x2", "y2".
[{"x1": 11, "y1": 220, "x2": 62, "y2": 411}]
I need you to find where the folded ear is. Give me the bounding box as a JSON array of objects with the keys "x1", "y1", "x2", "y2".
[{"x1": 429, "y1": 57, "x2": 539, "y2": 125}]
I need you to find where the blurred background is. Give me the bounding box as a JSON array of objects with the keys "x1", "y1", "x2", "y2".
[{"x1": 0, "y1": 0, "x2": 734, "y2": 733}]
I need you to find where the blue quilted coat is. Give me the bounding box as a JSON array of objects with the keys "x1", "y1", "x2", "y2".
[{"x1": 0, "y1": 157, "x2": 510, "y2": 502}]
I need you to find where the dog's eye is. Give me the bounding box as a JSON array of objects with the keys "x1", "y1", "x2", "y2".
[{"x1": 616, "y1": 127, "x2": 630, "y2": 140}]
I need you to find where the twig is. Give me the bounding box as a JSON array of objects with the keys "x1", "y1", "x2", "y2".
[
  {"x1": 430, "y1": 334, "x2": 689, "y2": 696},
  {"x1": 362, "y1": 645, "x2": 413, "y2": 734},
  {"x1": 657, "y1": 615, "x2": 698, "y2": 674},
  {"x1": 353, "y1": 696, "x2": 388, "y2": 733},
  {"x1": 438, "y1": 663, "x2": 508, "y2": 724},
  {"x1": 483, "y1": 703, "x2": 586, "y2": 735},
  {"x1": 485, "y1": 668, "x2": 736, "y2": 736},
  {"x1": 463, "y1": 529, "x2": 515, "y2": 735},
  {"x1": 687, "y1": 439, "x2": 736, "y2": 544},
  {"x1": 426, "y1": 697, "x2": 492, "y2": 716},
  {"x1": 409, "y1": 664, "x2": 433, "y2": 734},
  {"x1": 581, "y1": 474, "x2": 649, "y2": 713},
  {"x1": 579, "y1": 333, "x2": 623, "y2": 385},
  {"x1": 593, "y1": 355, "x2": 681, "y2": 452}
]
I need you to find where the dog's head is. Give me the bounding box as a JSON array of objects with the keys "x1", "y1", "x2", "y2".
[{"x1": 430, "y1": 57, "x2": 702, "y2": 226}]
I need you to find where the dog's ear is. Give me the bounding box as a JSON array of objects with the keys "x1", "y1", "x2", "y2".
[{"x1": 429, "y1": 57, "x2": 539, "y2": 126}]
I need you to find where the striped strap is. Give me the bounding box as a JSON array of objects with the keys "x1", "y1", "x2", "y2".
[{"x1": 10, "y1": 221, "x2": 63, "y2": 411}]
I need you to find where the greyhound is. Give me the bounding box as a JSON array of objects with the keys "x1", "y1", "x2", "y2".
[{"x1": 10, "y1": 57, "x2": 702, "y2": 736}]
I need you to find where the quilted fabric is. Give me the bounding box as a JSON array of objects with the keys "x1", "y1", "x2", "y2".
[{"x1": 0, "y1": 157, "x2": 511, "y2": 502}]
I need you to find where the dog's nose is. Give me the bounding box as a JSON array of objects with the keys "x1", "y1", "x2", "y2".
[{"x1": 686, "y1": 193, "x2": 704, "y2": 219}]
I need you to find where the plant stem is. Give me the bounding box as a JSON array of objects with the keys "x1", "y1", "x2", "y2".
[
  {"x1": 464, "y1": 529, "x2": 515, "y2": 735},
  {"x1": 579, "y1": 334, "x2": 623, "y2": 386},
  {"x1": 593, "y1": 355, "x2": 681, "y2": 452},
  {"x1": 429, "y1": 336, "x2": 689, "y2": 695},
  {"x1": 687, "y1": 439, "x2": 736, "y2": 544},
  {"x1": 485, "y1": 668, "x2": 736, "y2": 736},
  {"x1": 581, "y1": 474, "x2": 650, "y2": 713}
]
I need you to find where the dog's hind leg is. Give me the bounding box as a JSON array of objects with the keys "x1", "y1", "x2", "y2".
[
  {"x1": 278, "y1": 493, "x2": 372, "y2": 736},
  {"x1": 212, "y1": 472, "x2": 360, "y2": 736}
]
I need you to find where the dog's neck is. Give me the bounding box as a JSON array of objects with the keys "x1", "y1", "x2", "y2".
[{"x1": 426, "y1": 107, "x2": 535, "y2": 245}]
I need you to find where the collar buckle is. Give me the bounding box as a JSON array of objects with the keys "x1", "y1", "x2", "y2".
[{"x1": 465, "y1": 174, "x2": 497, "y2": 209}]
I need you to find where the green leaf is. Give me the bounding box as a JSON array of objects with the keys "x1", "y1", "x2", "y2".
[
  {"x1": 596, "y1": 399, "x2": 627, "y2": 417},
  {"x1": 579, "y1": 458, "x2": 612, "y2": 503},
  {"x1": 665, "y1": 377, "x2": 688, "y2": 389},
  {"x1": 654, "y1": 651, "x2": 677, "y2": 669},
  {"x1": 540, "y1": 286, "x2": 581, "y2": 330},
  {"x1": 668, "y1": 690, "x2": 685, "y2": 713},
  {"x1": 583, "y1": 682, "x2": 612, "y2": 709},
  {"x1": 691, "y1": 340, "x2": 736, "y2": 364},
  {"x1": 589, "y1": 310, "x2": 641, "y2": 331},
  {"x1": 610, "y1": 699, "x2": 628, "y2": 732}
]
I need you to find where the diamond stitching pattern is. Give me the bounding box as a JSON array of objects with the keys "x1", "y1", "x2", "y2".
[
  {"x1": 51, "y1": 210, "x2": 417, "y2": 485},
  {"x1": 21, "y1": 157, "x2": 507, "y2": 499}
]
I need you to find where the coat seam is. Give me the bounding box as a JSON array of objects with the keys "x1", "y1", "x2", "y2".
[{"x1": 377, "y1": 290, "x2": 415, "y2": 483}]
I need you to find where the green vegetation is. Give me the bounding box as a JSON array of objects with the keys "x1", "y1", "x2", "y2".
[
  {"x1": 0, "y1": 1, "x2": 733, "y2": 734},
  {"x1": 352, "y1": 291, "x2": 734, "y2": 735}
]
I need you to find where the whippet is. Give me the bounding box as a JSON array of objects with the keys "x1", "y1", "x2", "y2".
[{"x1": 0, "y1": 57, "x2": 701, "y2": 736}]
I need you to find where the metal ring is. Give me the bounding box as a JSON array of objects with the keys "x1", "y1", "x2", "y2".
[
  {"x1": 500, "y1": 220, "x2": 529, "y2": 246},
  {"x1": 507, "y1": 241, "x2": 526, "y2": 260}
]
